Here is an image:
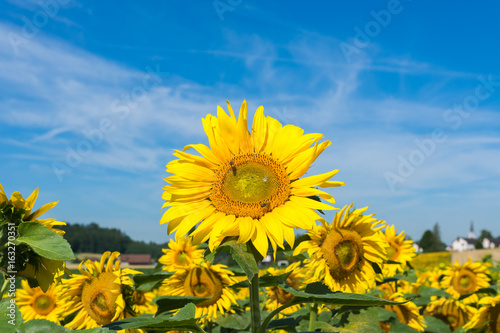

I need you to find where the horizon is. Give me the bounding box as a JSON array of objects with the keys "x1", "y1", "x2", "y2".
[{"x1": 1, "y1": 1, "x2": 499, "y2": 246}]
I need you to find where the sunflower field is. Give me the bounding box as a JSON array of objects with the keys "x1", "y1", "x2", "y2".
[{"x1": 1, "y1": 101, "x2": 500, "y2": 333}]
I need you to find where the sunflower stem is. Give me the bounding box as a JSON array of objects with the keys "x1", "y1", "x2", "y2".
[
  {"x1": 249, "y1": 272, "x2": 261, "y2": 333},
  {"x1": 260, "y1": 300, "x2": 298, "y2": 333},
  {"x1": 308, "y1": 303, "x2": 318, "y2": 331},
  {"x1": 0, "y1": 273, "x2": 10, "y2": 301}
]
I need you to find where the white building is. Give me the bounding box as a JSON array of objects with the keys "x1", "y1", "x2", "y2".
[{"x1": 449, "y1": 237, "x2": 476, "y2": 251}]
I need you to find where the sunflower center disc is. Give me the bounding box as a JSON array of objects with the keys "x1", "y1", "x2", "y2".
[
  {"x1": 133, "y1": 291, "x2": 146, "y2": 305},
  {"x1": 34, "y1": 294, "x2": 54, "y2": 315},
  {"x1": 176, "y1": 251, "x2": 188, "y2": 265},
  {"x1": 211, "y1": 154, "x2": 290, "y2": 218},
  {"x1": 387, "y1": 243, "x2": 397, "y2": 260},
  {"x1": 82, "y1": 272, "x2": 119, "y2": 325},
  {"x1": 453, "y1": 269, "x2": 476, "y2": 294},
  {"x1": 491, "y1": 304, "x2": 500, "y2": 333},
  {"x1": 321, "y1": 229, "x2": 364, "y2": 279},
  {"x1": 184, "y1": 267, "x2": 223, "y2": 307},
  {"x1": 224, "y1": 162, "x2": 277, "y2": 202}
]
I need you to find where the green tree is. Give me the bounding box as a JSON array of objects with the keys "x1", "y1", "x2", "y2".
[{"x1": 419, "y1": 224, "x2": 446, "y2": 253}]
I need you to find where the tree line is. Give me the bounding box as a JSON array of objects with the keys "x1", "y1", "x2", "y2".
[{"x1": 59, "y1": 222, "x2": 167, "y2": 260}]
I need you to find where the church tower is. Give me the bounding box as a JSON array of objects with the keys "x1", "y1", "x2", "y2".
[{"x1": 468, "y1": 221, "x2": 476, "y2": 239}]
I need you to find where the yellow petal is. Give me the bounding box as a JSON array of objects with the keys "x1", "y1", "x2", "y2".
[{"x1": 28, "y1": 201, "x2": 58, "y2": 220}]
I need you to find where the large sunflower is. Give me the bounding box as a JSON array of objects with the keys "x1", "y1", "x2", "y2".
[
  {"x1": 158, "y1": 236, "x2": 204, "y2": 271},
  {"x1": 463, "y1": 294, "x2": 500, "y2": 332},
  {"x1": 16, "y1": 279, "x2": 67, "y2": 323},
  {"x1": 382, "y1": 225, "x2": 416, "y2": 277},
  {"x1": 441, "y1": 258, "x2": 490, "y2": 302},
  {"x1": 264, "y1": 262, "x2": 305, "y2": 316},
  {"x1": 160, "y1": 261, "x2": 237, "y2": 323},
  {"x1": 61, "y1": 251, "x2": 141, "y2": 330},
  {"x1": 160, "y1": 100, "x2": 344, "y2": 257},
  {"x1": 294, "y1": 204, "x2": 388, "y2": 293}
]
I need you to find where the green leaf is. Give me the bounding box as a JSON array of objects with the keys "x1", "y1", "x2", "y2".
[
  {"x1": 206, "y1": 240, "x2": 259, "y2": 280},
  {"x1": 104, "y1": 304, "x2": 203, "y2": 332},
  {"x1": 388, "y1": 320, "x2": 419, "y2": 333},
  {"x1": 314, "y1": 320, "x2": 338, "y2": 332},
  {"x1": 0, "y1": 299, "x2": 22, "y2": 333},
  {"x1": 336, "y1": 307, "x2": 383, "y2": 333},
  {"x1": 215, "y1": 311, "x2": 251, "y2": 330},
  {"x1": 73, "y1": 328, "x2": 115, "y2": 333},
  {"x1": 154, "y1": 296, "x2": 210, "y2": 316},
  {"x1": 423, "y1": 315, "x2": 452, "y2": 333},
  {"x1": 14, "y1": 222, "x2": 74, "y2": 260},
  {"x1": 278, "y1": 280, "x2": 405, "y2": 307},
  {"x1": 133, "y1": 271, "x2": 173, "y2": 291},
  {"x1": 377, "y1": 307, "x2": 396, "y2": 322},
  {"x1": 410, "y1": 286, "x2": 450, "y2": 307},
  {"x1": 231, "y1": 271, "x2": 292, "y2": 289},
  {"x1": 267, "y1": 316, "x2": 301, "y2": 332},
  {"x1": 17, "y1": 319, "x2": 70, "y2": 333}
]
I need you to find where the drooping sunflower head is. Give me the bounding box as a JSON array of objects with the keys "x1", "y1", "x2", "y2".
[
  {"x1": 463, "y1": 294, "x2": 500, "y2": 332},
  {"x1": 264, "y1": 262, "x2": 305, "y2": 316},
  {"x1": 160, "y1": 261, "x2": 237, "y2": 323},
  {"x1": 424, "y1": 298, "x2": 477, "y2": 331},
  {"x1": 160, "y1": 101, "x2": 344, "y2": 257},
  {"x1": 294, "y1": 203, "x2": 388, "y2": 293},
  {"x1": 61, "y1": 251, "x2": 141, "y2": 330},
  {"x1": 441, "y1": 258, "x2": 490, "y2": 301},
  {"x1": 158, "y1": 236, "x2": 204, "y2": 271},
  {"x1": 0, "y1": 183, "x2": 66, "y2": 235},
  {"x1": 379, "y1": 292, "x2": 426, "y2": 332},
  {"x1": 382, "y1": 225, "x2": 416, "y2": 276},
  {"x1": 16, "y1": 279, "x2": 67, "y2": 323}
]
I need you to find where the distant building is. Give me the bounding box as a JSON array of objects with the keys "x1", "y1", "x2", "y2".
[
  {"x1": 482, "y1": 237, "x2": 500, "y2": 249},
  {"x1": 468, "y1": 221, "x2": 476, "y2": 239},
  {"x1": 448, "y1": 237, "x2": 476, "y2": 252},
  {"x1": 119, "y1": 254, "x2": 152, "y2": 265},
  {"x1": 413, "y1": 242, "x2": 423, "y2": 253}
]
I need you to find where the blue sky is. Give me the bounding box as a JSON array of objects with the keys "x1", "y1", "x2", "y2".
[{"x1": 1, "y1": 0, "x2": 499, "y2": 245}]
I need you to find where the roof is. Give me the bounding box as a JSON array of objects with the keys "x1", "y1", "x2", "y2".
[{"x1": 119, "y1": 254, "x2": 152, "y2": 264}]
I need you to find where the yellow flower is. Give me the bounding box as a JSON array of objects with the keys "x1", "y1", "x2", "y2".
[
  {"x1": 132, "y1": 290, "x2": 157, "y2": 315},
  {"x1": 160, "y1": 100, "x2": 344, "y2": 257},
  {"x1": 16, "y1": 279, "x2": 67, "y2": 323},
  {"x1": 382, "y1": 225, "x2": 416, "y2": 277},
  {"x1": 264, "y1": 262, "x2": 305, "y2": 316},
  {"x1": 463, "y1": 294, "x2": 500, "y2": 332},
  {"x1": 441, "y1": 258, "x2": 490, "y2": 303},
  {"x1": 61, "y1": 251, "x2": 141, "y2": 330},
  {"x1": 160, "y1": 262, "x2": 237, "y2": 323},
  {"x1": 294, "y1": 204, "x2": 388, "y2": 293},
  {"x1": 415, "y1": 266, "x2": 446, "y2": 289},
  {"x1": 0, "y1": 183, "x2": 66, "y2": 235},
  {"x1": 424, "y1": 298, "x2": 477, "y2": 331},
  {"x1": 158, "y1": 236, "x2": 204, "y2": 271},
  {"x1": 379, "y1": 292, "x2": 426, "y2": 332}
]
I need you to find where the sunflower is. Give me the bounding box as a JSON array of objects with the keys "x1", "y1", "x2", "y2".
[
  {"x1": 463, "y1": 294, "x2": 500, "y2": 332},
  {"x1": 160, "y1": 100, "x2": 344, "y2": 257},
  {"x1": 158, "y1": 236, "x2": 204, "y2": 271},
  {"x1": 0, "y1": 183, "x2": 66, "y2": 235},
  {"x1": 16, "y1": 279, "x2": 67, "y2": 323},
  {"x1": 379, "y1": 292, "x2": 426, "y2": 332},
  {"x1": 132, "y1": 290, "x2": 157, "y2": 315},
  {"x1": 61, "y1": 251, "x2": 141, "y2": 330},
  {"x1": 264, "y1": 262, "x2": 305, "y2": 316},
  {"x1": 294, "y1": 204, "x2": 388, "y2": 293},
  {"x1": 160, "y1": 261, "x2": 237, "y2": 323},
  {"x1": 441, "y1": 258, "x2": 490, "y2": 303},
  {"x1": 424, "y1": 298, "x2": 477, "y2": 331},
  {"x1": 382, "y1": 225, "x2": 416, "y2": 277},
  {"x1": 415, "y1": 266, "x2": 446, "y2": 290}
]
